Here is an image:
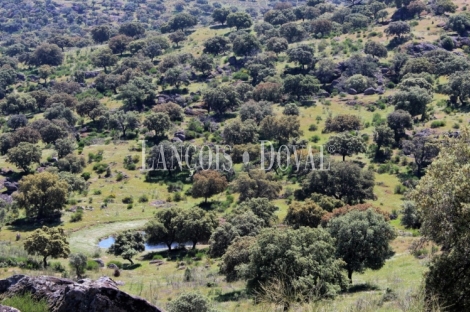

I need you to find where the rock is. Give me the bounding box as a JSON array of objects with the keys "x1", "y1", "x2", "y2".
[
  {"x1": 174, "y1": 130, "x2": 185, "y2": 141},
  {"x1": 364, "y1": 88, "x2": 376, "y2": 95},
  {"x1": 0, "y1": 275, "x2": 163, "y2": 312},
  {"x1": 3, "y1": 182, "x2": 18, "y2": 193},
  {"x1": 376, "y1": 87, "x2": 385, "y2": 95},
  {"x1": 0, "y1": 305, "x2": 20, "y2": 312},
  {"x1": 93, "y1": 259, "x2": 105, "y2": 267},
  {"x1": 107, "y1": 263, "x2": 119, "y2": 269},
  {"x1": 380, "y1": 67, "x2": 389, "y2": 74},
  {"x1": 16, "y1": 73, "x2": 25, "y2": 81},
  {"x1": 149, "y1": 260, "x2": 164, "y2": 265},
  {"x1": 228, "y1": 56, "x2": 237, "y2": 66},
  {"x1": 171, "y1": 137, "x2": 182, "y2": 143},
  {"x1": 318, "y1": 90, "x2": 330, "y2": 97},
  {"x1": 348, "y1": 88, "x2": 357, "y2": 95},
  {"x1": 406, "y1": 42, "x2": 440, "y2": 56}
]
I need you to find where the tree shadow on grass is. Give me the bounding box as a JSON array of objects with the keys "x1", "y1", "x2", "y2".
[
  {"x1": 214, "y1": 290, "x2": 249, "y2": 302},
  {"x1": 141, "y1": 248, "x2": 204, "y2": 261},
  {"x1": 144, "y1": 170, "x2": 192, "y2": 184},
  {"x1": 197, "y1": 201, "x2": 218, "y2": 211},
  {"x1": 123, "y1": 263, "x2": 142, "y2": 270},
  {"x1": 345, "y1": 282, "x2": 380, "y2": 294},
  {"x1": 209, "y1": 24, "x2": 230, "y2": 30},
  {"x1": 7, "y1": 217, "x2": 63, "y2": 233}
]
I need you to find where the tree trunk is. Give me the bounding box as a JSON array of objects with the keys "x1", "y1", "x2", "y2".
[
  {"x1": 348, "y1": 269, "x2": 353, "y2": 284},
  {"x1": 126, "y1": 257, "x2": 134, "y2": 265},
  {"x1": 167, "y1": 242, "x2": 172, "y2": 251},
  {"x1": 342, "y1": 154, "x2": 346, "y2": 161},
  {"x1": 43, "y1": 256, "x2": 48, "y2": 268},
  {"x1": 192, "y1": 241, "x2": 197, "y2": 250}
]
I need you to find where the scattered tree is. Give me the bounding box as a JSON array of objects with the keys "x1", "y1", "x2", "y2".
[
  {"x1": 326, "y1": 132, "x2": 367, "y2": 161},
  {"x1": 327, "y1": 209, "x2": 396, "y2": 283},
  {"x1": 108, "y1": 231, "x2": 145, "y2": 265},
  {"x1": 24, "y1": 226, "x2": 70, "y2": 268},
  {"x1": 192, "y1": 170, "x2": 228, "y2": 203}
]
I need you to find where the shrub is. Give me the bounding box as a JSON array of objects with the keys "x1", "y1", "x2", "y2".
[
  {"x1": 138, "y1": 194, "x2": 149, "y2": 203},
  {"x1": 430, "y1": 120, "x2": 446, "y2": 128},
  {"x1": 86, "y1": 260, "x2": 100, "y2": 271},
  {"x1": 122, "y1": 196, "x2": 134, "y2": 204},
  {"x1": 92, "y1": 163, "x2": 108, "y2": 174},
  {"x1": 107, "y1": 260, "x2": 123, "y2": 269},
  {"x1": 308, "y1": 124, "x2": 318, "y2": 131},
  {"x1": 309, "y1": 135, "x2": 321, "y2": 143},
  {"x1": 50, "y1": 261, "x2": 66, "y2": 272},
  {"x1": 81, "y1": 172, "x2": 91, "y2": 181},
  {"x1": 394, "y1": 184, "x2": 407, "y2": 194},
  {"x1": 70, "y1": 210, "x2": 83, "y2": 222}
]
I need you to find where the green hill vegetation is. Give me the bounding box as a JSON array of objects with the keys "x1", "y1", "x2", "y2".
[{"x1": 0, "y1": 0, "x2": 468, "y2": 311}]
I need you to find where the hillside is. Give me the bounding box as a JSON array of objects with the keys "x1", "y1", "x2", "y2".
[{"x1": 0, "y1": 0, "x2": 468, "y2": 311}]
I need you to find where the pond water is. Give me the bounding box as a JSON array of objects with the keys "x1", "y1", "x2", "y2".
[{"x1": 98, "y1": 235, "x2": 188, "y2": 251}]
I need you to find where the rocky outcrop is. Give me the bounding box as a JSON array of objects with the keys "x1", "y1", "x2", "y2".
[
  {"x1": 0, "y1": 305, "x2": 20, "y2": 312},
  {"x1": 0, "y1": 275, "x2": 163, "y2": 312}
]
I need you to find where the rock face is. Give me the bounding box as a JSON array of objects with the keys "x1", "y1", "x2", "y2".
[
  {"x1": 0, "y1": 275, "x2": 163, "y2": 312},
  {"x1": 0, "y1": 305, "x2": 20, "y2": 312}
]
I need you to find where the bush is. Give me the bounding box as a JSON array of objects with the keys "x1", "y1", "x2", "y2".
[
  {"x1": 92, "y1": 163, "x2": 108, "y2": 174},
  {"x1": 309, "y1": 135, "x2": 321, "y2": 143},
  {"x1": 122, "y1": 196, "x2": 134, "y2": 204},
  {"x1": 86, "y1": 260, "x2": 100, "y2": 271},
  {"x1": 70, "y1": 210, "x2": 83, "y2": 222},
  {"x1": 107, "y1": 260, "x2": 123, "y2": 269},
  {"x1": 430, "y1": 120, "x2": 446, "y2": 128},
  {"x1": 81, "y1": 172, "x2": 91, "y2": 181},
  {"x1": 50, "y1": 261, "x2": 66, "y2": 272},
  {"x1": 394, "y1": 184, "x2": 407, "y2": 194},
  {"x1": 308, "y1": 124, "x2": 318, "y2": 131},
  {"x1": 138, "y1": 194, "x2": 149, "y2": 203}
]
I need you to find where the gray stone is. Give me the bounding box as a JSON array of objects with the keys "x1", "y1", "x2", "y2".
[
  {"x1": 16, "y1": 73, "x2": 25, "y2": 81},
  {"x1": 364, "y1": 88, "x2": 376, "y2": 95},
  {"x1": 0, "y1": 275, "x2": 163, "y2": 312},
  {"x1": 93, "y1": 258, "x2": 105, "y2": 267},
  {"x1": 3, "y1": 182, "x2": 18, "y2": 193},
  {"x1": 348, "y1": 88, "x2": 357, "y2": 95},
  {"x1": 0, "y1": 305, "x2": 20, "y2": 312}
]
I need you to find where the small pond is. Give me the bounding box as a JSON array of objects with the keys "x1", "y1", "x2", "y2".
[{"x1": 98, "y1": 235, "x2": 189, "y2": 251}]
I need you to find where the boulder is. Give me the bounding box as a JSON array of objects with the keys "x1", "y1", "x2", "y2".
[
  {"x1": 16, "y1": 73, "x2": 25, "y2": 81},
  {"x1": 3, "y1": 182, "x2": 18, "y2": 193},
  {"x1": 174, "y1": 130, "x2": 185, "y2": 141},
  {"x1": 0, "y1": 305, "x2": 20, "y2": 312},
  {"x1": 318, "y1": 90, "x2": 330, "y2": 97},
  {"x1": 364, "y1": 88, "x2": 376, "y2": 95},
  {"x1": 84, "y1": 71, "x2": 100, "y2": 79},
  {"x1": 107, "y1": 263, "x2": 119, "y2": 269},
  {"x1": 0, "y1": 275, "x2": 163, "y2": 312},
  {"x1": 93, "y1": 259, "x2": 105, "y2": 267},
  {"x1": 348, "y1": 88, "x2": 357, "y2": 95}
]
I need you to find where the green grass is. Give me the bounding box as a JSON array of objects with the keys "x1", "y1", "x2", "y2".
[{"x1": 2, "y1": 294, "x2": 49, "y2": 312}]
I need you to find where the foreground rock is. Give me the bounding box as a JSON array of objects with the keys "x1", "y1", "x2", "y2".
[
  {"x1": 0, "y1": 305, "x2": 20, "y2": 312},
  {"x1": 0, "y1": 275, "x2": 163, "y2": 312}
]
